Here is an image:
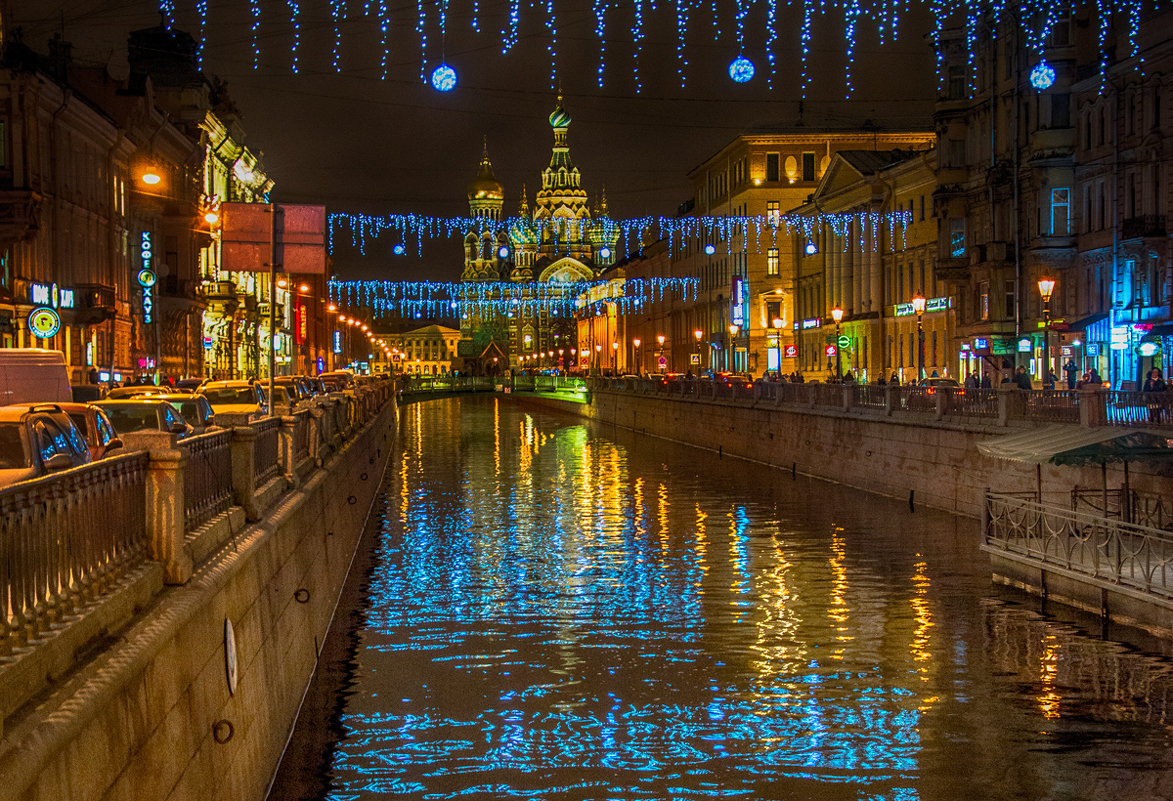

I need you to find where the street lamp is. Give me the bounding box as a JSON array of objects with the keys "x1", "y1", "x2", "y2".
[
  {"x1": 1037, "y1": 277, "x2": 1056, "y2": 383},
  {"x1": 728, "y1": 324, "x2": 739, "y2": 373},
  {"x1": 595, "y1": 343, "x2": 602, "y2": 375},
  {"x1": 632, "y1": 338, "x2": 641, "y2": 375},
  {"x1": 772, "y1": 317, "x2": 783, "y2": 375},
  {"x1": 657, "y1": 334, "x2": 666, "y2": 373},
  {"x1": 911, "y1": 293, "x2": 926, "y2": 382},
  {"x1": 612, "y1": 341, "x2": 618, "y2": 372},
  {"x1": 830, "y1": 307, "x2": 843, "y2": 380},
  {"x1": 694, "y1": 329, "x2": 703, "y2": 372}
]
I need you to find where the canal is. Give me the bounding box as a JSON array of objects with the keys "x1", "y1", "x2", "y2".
[{"x1": 271, "y1": 396, "x2": 1173, "y2": 801}]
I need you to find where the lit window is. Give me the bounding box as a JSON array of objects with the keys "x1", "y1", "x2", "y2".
[
  {"x1": 1050, "y1": 188, "x2": 1071, "y2": 235},
  {"x1": 949, "y1": 218, "x2": 966, "y2": 258},
  {"x1": 766, "y1": 248, "x2": 779, "y2": 276},
  {"x1": 766, "y1": 201, "x2": 780, "y2": 226}
]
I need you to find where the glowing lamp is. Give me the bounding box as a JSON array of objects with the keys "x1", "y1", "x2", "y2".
[
  {"x1": 633, "y1": 338, "x2": 641, "y2": 348},
  {"x1": 704, "y1": 244, "x2": 716, "y2": 255},
  {"x1": 430, "y1": 63, "x2": 457, "y2": 92},
  {"x1": 657, "y1": 334, "x2": 665, "y2": 345},
  {"x1": 203, "y1": 211, "x2": 220, "y2": 225},
  {"x1": 728, "y1": 55, "x2": 755, "y2": 83},
  {"x1": 910, "y1": 294, "x2": 926, "y2": 315},
  {"x1": 1037, "y1": 278, "x2": 1056, "y2": 303},
  {"x1": 772, "y1": 317, "x2": 783, "y2": 330},
  {"x1": 392, "y1": 244, "x2": 406, "y2": 256},
  {"x1": 141, "y1": 171, "x2": 162, "y2": 186},
  {"x1": 1029, "y1": 60, "x2": 1056, "y2": 91},
  {"x1": 805, "y1": 242, "x2": 818, "y2": 255},
  {"x1": 599, "y1": 247, "x2": 611, "y2": 259},
  {"x1": 498, "y1": 245, "x2": 511, "y2": 259},
  {"x1": 831, "y1": 307, "x2": 844, "y2": 324},
  {"x1": 694, "y1": 329, "x2": 703, "y2": 341}
]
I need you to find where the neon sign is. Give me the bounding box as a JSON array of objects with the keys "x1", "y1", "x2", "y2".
[{"x1": 138, "y1": 232, "x2": 156, "y2": 324}]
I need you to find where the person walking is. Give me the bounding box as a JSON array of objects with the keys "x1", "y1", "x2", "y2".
[
  {"x1": 1013, "y1": 366, "x2": 1033, "y2": 390},
  {"x1": 980, "y1": 372, "x2": 992, "y2": 389},
  {"x1": 1143, "y1": 368, "x2": 1168, "y2": 423},
  {"x1": 889, "y1": 372, "x2": 900, "y2": 386},
  {"x1": 1063, "y1": 359, "x2": 1079, "y2": 389},
  {"x1": 964, "y1": 372, "x2": 979, "y2": 390}
]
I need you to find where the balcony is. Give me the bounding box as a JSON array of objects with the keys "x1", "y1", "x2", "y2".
[
  {"x1": 0, "y1": 189, "x2": 42, "y2": 244},
  {"x1": 1122, "y1": 215, "x2": 1166, "y2": 240},
  {"x1": 73, "y1": 283, "x2": 116, "y2": 325},
  {"x1": 198, "y1": 280, "x2": 239, "y2": 316},
  {"x1": 936, "y1": 257, "x2": 970, "y2": 282}
]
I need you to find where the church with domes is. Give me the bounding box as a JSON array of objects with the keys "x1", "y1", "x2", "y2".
[{"x1": 458, "y1": 96, "x2": 619, "y2": 374}]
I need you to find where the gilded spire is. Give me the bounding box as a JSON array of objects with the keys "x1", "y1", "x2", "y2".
[
  {"x1": 518, "y1": 184, "x2": 529, "y2": 217},
  {"x1": 597, "y1": 187, "x2": 610, "y2": 217}
]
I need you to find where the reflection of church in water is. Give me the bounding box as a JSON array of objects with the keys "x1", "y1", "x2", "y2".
[{"x1": 460, "y1": 96, "x2": 618, "y2": 374}]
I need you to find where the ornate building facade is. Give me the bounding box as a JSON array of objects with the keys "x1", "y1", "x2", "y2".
[{"x1": 460, "y1": 97, "x2": 618, "y2": 373}]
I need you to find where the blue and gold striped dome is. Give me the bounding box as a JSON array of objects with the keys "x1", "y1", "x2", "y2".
[{"x1": 548, "y1": 96, "x2": 571, "y2": 129}]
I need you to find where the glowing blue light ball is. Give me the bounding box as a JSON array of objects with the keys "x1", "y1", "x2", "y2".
[
  {"x1": 599, "y1": 247, "x2": 611, "y2": 259},
  {"x1": 704, "y1": 244, "x2": 716, "y2": 255},
  {"x1": 728, "y1": 56, "x2": 755, "y2": 84},
  {"x1": 498, "y1": 245, "x2": 511, "y2": 259},
  {"x1": 805, "y1": 242, "x2": 818, "y2": 255},
  {"x1": 1029, "y1": 60, "x2": 1056, "y2": 91},
  {"x1": 392, "y1": 244, "x2": 406, "y2": 255},
  {"x1": 430, "y1": 63, "x2": 457, "y2": 92}
]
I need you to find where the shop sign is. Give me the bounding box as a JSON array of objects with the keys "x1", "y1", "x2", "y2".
[
  {"x1": 333, "y1": 330, "x2": 343, "y2": 354},
  {"x1": 28, "y1": 307, "x2": 60, "y2": 338},
  {"x1": 30, "y1": 282, "x2": 75, "y2": 309},
  {"x1": 138, "y1": 232, "x2": 156, "y2": 325},
  {"x1": 1017, "y1": 338, "x2": 1032, "y2": 353},
  {"x1": 973, "y1": 337, "x2": 989, "y2": 351},
  {"x1": 896, "y1": 296, "x2": 950, "y2": 316},
  {"x1": 825, "y1": 344, "x2": 837, "y2": 357},
  {"x1": 784, "y1": 345, "x2": 798, "y2": 358},
  {"x1": 1110, "y1": 326, "x2": 1130, "y2": 351},
  {"x1": 991, "y1": 339, "x2": 1016, "y2": 355},
  {"x1": 837, "y1": 335, "x2": 851, "y2": 349},
  {"x1": 1087, "y1": 343, "x2": 1101, "y2": 356},
  {"x1": 731, "y1": 276, "x2": 746, "y2": 327},
  {"x1": 1137, "y1": 342, "x2": 1159, "y2": 357},
  {"x1": 801, "y1": 318, "x2": 821, "y2": 329}
]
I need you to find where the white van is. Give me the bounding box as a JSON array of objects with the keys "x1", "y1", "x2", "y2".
[{"x1": 0, "y1": 349, "x2": 72, "y2": 404}]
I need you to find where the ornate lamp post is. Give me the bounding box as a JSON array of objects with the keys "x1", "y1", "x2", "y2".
[
  {"x1": 1037, "y1": 277, "x2": 1056, "y2": 383},
  {"x1": 657, "y1": 334, "x2": 666, "y2": 373},
  {"x1": 830, "y1": 307, "x2": 843, "y2": 380},
  {"x1": 694, "y1": 329, "x2": 703, "y2": 373},
  {"x1": 594, "y1": 342, "x2": 602, "y2": 374},
  {"x1": 728, "y1": 324, "x2": 739, "y2": 373},
  {"x1": 771, "y1": 316, "x2": 783, "y2": 375},
  {"x1": 632, "y1": 338, "x2": 641, "y2": 375},
  {"x1": 911, "y1": 293, "x2": 926, "y2": 382},
  {"x1": 611, "y1": 341, "x2": 618, "y2": 373}
]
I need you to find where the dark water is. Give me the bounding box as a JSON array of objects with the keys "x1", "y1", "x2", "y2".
[{"x1": 271, "y1": 396, "x2": 1173, "y2": 801}]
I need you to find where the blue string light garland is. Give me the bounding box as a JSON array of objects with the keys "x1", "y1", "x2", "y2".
[
  {"x1": 327, "y1": 211, "x2": 914, "y2": 258},
  {"x1": 328, "y1": 278, "x2": 702, "y2": 319},
  {"x1": 161, "y1": 0, "x2": 1153, "y2": 96}
]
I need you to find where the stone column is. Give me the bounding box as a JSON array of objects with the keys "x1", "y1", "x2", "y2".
[
  {"x1": 122, "y1": 430, "x2": 191, "y2": 584},
  {"x1": 997, "y1": 386, "x2": 1024, "y2": 427},
  {"x1": 229, "y1": 425, "x2": 261, "y2": 521},
  {"x1": 278, "y1": 415, "x2": 299, "y2": 489},
  {"x1": 1079, "y1": 385, "x2": 1107, "y2": 427}
]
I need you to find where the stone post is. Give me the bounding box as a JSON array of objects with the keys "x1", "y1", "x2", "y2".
[
  {"x1": 997, "y1": 386, "x2": 1024, "y2": 427},
  {"x1": 935, "y1": 387, "x2": 950, "y2": 421},
  {"x1": 229, "y1": 424, "x2": 261, "y2": 521},
  {"x1": 884, "y1": 384, "x2": 898, "y2": 417},
  {"x1": 122, "y1": 430, "x2": 192, "y2": 584},
  {"x1": 841, "y1": 384, "x2": 852, "y2": 412},
  {"x1": 278, "y1": 415, "x2": 299, "y2": 489},
  {"x1": 308, "y1": 405, "x2": 325, "y2": 466},
  {"x1": 1079, "y1": 385, "x2": 1107, "y2": 427}
]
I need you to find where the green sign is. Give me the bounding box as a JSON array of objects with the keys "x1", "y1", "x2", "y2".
[{"x1": 837, "y1": 335, "x2": 851, "y2": 349}]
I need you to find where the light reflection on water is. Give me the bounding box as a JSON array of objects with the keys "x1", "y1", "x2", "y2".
[{"x1": 273, "y1": 397, "x2": 1173, "y2": 801}]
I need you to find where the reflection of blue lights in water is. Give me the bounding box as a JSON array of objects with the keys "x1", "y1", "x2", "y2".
[{"x1": 327, "y1": 399, "x2": 935, "y2": 799}]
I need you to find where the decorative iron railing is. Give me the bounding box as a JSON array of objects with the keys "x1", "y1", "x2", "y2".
[
  {"x1": 983, "y1": 492, "x2": 1173, "y2": 600},
  {"x1": 253, "y1": 417, "x2": 281, "y2": 484},
  {"x1": 180, "y1": 430, "x2": 233, "y2": 530}
]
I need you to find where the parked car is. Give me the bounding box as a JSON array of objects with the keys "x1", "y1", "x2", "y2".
[
  {"x1": 174, "y1": 377, "x2": 206, "y2": 392},
  {"x1": 152, "y1": 393, "x2": 217, "y2": 434},
  {"x1": 57, "y1": 402, "x2": 124, "y2": 460},
  {"x1": 318, "y1": 371, "x2": 354, "y2": 392},
  {"x1": 0, "y1": 403, "x2": 93, "y2": 487},
  {"x1": 105, "y1": 384, "x2": 172, "y2": 400},
  {"x1": 0, "y1": 348, "x2": 71, "y2": 405},
  {"x1": 199, "y1": 380, "x2": 269, "y2": 417},
  {"x1": 93, "y1": 399, "x2": 191, "y2": 438}
]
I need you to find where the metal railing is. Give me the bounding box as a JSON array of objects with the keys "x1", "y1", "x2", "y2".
[
  {"x1": 0, "y1": 452, "x2": 150, "y2": 652},
  {"x1": 1104, "y1": 390, "x2": 1173, "y2": 428},
  {"x1": 983, "y1": 492, "x2": 1173, "y2": 600},
  {"x1": 180, "y1": 429, "x2": 233, "y2": 530},
  {"x1": 1023, "y1": 389, "x2": 1081, "y2": 423}
]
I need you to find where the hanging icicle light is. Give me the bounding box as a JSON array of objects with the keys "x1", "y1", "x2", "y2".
[{"x1": 430, "y1": 63, "x2": 457, "y2": 91}]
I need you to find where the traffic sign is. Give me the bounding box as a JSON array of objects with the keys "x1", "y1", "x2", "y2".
[
  {"x1": 837, "y1": 335, "x2": 851, "y2": 349},
  {"x1": 825, "y1": 344, "x2": 837, "y2": 357},
  {"x1": 658, "y1": 356, "x2": 667, "y2": 367},
  {"x1": 690, "y1": 354, "x2": 700, "y2": 365}
]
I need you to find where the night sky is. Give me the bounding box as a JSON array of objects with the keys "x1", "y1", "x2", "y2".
[{"x1": 10, "y1": 0, "x2": 936, "y2": 281}]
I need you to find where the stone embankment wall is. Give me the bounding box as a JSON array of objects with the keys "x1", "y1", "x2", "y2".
[
  {"x1": 0, "y1": 402, "x2": 395, "y2": 801},
  {"x1": 517, "y1": 390, "x2": 1170, "y2": 519}
]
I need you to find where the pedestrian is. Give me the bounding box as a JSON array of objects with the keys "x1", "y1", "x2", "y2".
[
  {"x1": 1013, "y1": 366, "x2": 1033, "y2": 390},
  {"x1": 890, "y1": 372, "x2": 900, "y2": 386},
  {"x1": 964, "y1": 372, "x2": 979, "y2": 390},
  {"x1": 1063, "y1": 359, "x2": 1078, "y2": 389},
  {"x1": 1087, "y1": 366, "x2": 1103, "y2": 386},
  {"x1": 980, "y1": 372, "x2": 992, "y2": 389},
  {"x1": 87, "y1": 366, "x2": 99, "y2": 385},
  {"x1": 877, "y1": 374, "x2": 887, "y2": 386},
  {"x1": 1044, "y1": 369, "x2": 1058, "y2": 391},
  {"x1": 1143, "y1": 368, "x2": 1168, "y2": 423}
]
